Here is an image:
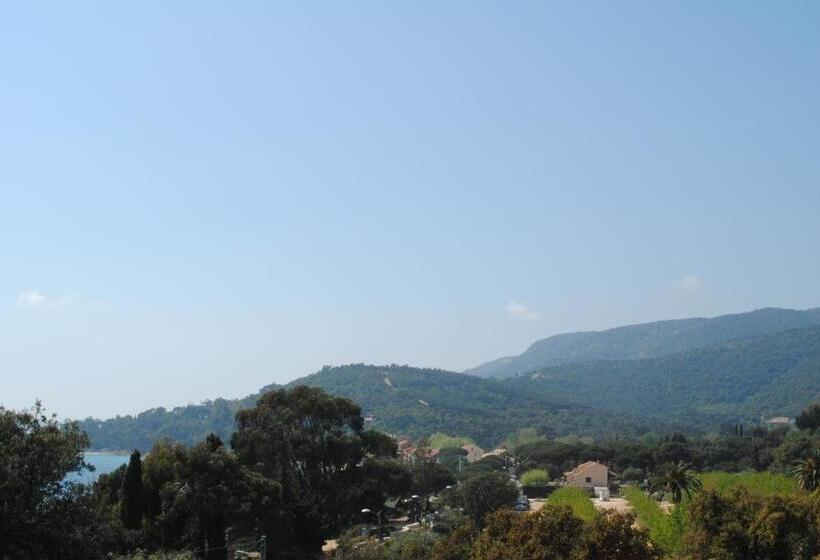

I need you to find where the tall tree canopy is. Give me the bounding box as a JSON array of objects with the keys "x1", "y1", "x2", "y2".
[
  {"x1": 231, "y1": 386, "x2": 405, "y2": 555},
  {"x1": 0, "y1": 403, "x2": 100, "y2": 559},
  {"x1": 122, "y1": 450, "x2": 145, "y2": 530}
]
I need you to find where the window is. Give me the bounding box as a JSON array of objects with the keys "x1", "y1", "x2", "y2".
[{"x1": 585, "y1": 477, "x2": 592, "y2": 483}]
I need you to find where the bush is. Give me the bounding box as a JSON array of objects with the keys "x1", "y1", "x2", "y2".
[
  {"x1": 686, "y1": 488, "x2": 820, "y2": 559},
  {"x1": 546, "y1": 487, "x2": 598, "y2": 522},
  {"x1": 520, "y1": 469, "x2": 550, "y2": 486},
  {"x1": 472, "y1": 505, "x2": 656, "y2": 560},
  {"x1": 622, "y1": 486, "x2": 685, "y2": 554}
]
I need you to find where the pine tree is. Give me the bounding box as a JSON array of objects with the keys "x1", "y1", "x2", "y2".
[{"x1": 122, "y1": 449, "x2": 144, "y2": 530}]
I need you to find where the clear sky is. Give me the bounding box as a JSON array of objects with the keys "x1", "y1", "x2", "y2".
[{"x1": 2, "y1": 2, "x2": 819, "y2": 419}]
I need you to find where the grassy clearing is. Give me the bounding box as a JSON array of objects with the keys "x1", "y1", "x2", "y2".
[
  {"x1": 547, "y1": 487, "x2": 598, "y2": 521},
  {"x1": 622, "y1": 486, "x2": 686, "y2": 555},
  {"x1": 698, "y1": 471, "x2": 797, "y2": 496}
]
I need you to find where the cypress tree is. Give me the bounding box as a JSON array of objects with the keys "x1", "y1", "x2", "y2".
[{"x1": 122, "y1": 449, "x2": 144, "y2": 530}]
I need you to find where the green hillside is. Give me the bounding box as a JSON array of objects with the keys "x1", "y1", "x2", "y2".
[
  {"x1": 79, "y1": 364, "x2": 661, "y2": 451},
  {"x1": 282, "y1": 364, "x2": 664, "y2": 446},
  {"x1": 466, "y1": 307, "x2": 820, "y2": 378},
  {"x1": 78, "y1": 393, "x2": 265, "y2": 451},
  {"x1": 507, "y1": 325, "x2": 820, "y2": 428}
]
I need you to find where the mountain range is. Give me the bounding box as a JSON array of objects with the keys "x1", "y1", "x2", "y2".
[
  {"x1": 79, "y1": 306, "x2": 820, "y2": 451},
  {"x1": 464, "y1": 307, "x2": 820, "y2": 378}
]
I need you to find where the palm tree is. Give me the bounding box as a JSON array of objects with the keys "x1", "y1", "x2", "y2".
[
  {"x1": 791, "y1": 449, "x2": 820, "y2": 492},
  {"x1": 649, "y1": 461, "x2": 702, "y2": 504}
]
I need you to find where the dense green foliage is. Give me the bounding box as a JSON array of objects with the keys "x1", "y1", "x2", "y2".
[
  {"x1": 473, "y1": 505, "x2": 656, "y2": 560},
  {"x1": 0, "y1": 403, "x2": 101, "y2": 559},
  {"x1": 80, "y1": 320, "x2": 820, "y2": 452},
  {"x1": 80, "y1": 364, "x2": 658, "y2": 450},
  {"x1": 546, "y1": 487, "x2": 598, "y2": 522},
  {"x1": 623, "y1": 470, "x2": 802, "y2": 556},
  {"x1": 458, "y1": 471, "x2": 519, "y2": 527},
  {"x1": 229, "y1": 386, "x2": 410, "y2": 555},
  {"x1": 79, "y1": 395, "x2": 261, "y2": 451},
  {"x1": 622, "y1": 486, "x2": 686, "y2": 554},
  {"x1": 5, "y1": 388, "x2": 820, "y2": 559},
  {"x1": 698, "y1": 471, "x2": 798, "y2": 495},
  {"x1": 122, "y1": 450, "x2": 145, "y2": 529},
  {"x1": 648, "y1": 462, "x2": 702, "y2": 504},
  {"x1": 466, "y1": 306, "x2": 820, "y2": 378},
  {"x1": 686, "y1": 487, "x2": 820, "y2": 559},
  {"x1": 286, "y1": 364, "x2": 661, "y2": 447},
  {"x1": 509, "y1": 428, "x2": 820, "y2": 511},
  {"x1": 520, "y1": 468, "x2": 550, "y2": 486},
  {"x1": 511, "y1": 325, "x2": 820, "y2": 429},
  {"x1": 796, "y1": 401, "x2": 820, "y2": 431},
  {"x1": 790, "y1": 448, "x2": 820, "y2": 491}
]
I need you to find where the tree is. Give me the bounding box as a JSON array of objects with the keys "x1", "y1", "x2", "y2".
[
  {"x1": 0, "y1": 403, "x2": 103, "y2": 559},
  {"x1": 231, "y1": 386, "x2": 385, "y2": 556},
  {"x1": 122, "y1": 450, "x2": 145, "y2": 530},
  {"x1": 791, "y1": 448, "x2": 820, "y2": 491},
  {"x1": 409, "y1": 459, "x2": 455, "y2": 496},
  {"x1": 471, "y1": 504, "x2": 656, "y2": 560},
  {"x1": 429, "y1": 520, "x2": 475, "y2": 560},
  {"x1": 459, "y1": 471, "x2": 518, "y2": 527},
  {"x1": 796, "y1": 403, "x2": 820, "y2": 432},
  {"x1": 520, "y1": 469, "x2": 550, "y2": 486},
  {"x1": 686, "y1": 488, "x2": 820, "y2": 559},
  {"x1": 648, "y1": 461, "x2": 702, "y2": 504},
  {"x1": 473, "y1": 505, "x2": 582, "y2": 560},
  {"x1": 581, "y1": 510, "x2": 658, "y2": 560}
]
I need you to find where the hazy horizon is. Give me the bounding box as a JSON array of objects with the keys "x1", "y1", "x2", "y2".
[{"x1": 2, "y1": 2, "x2": 819, "y2": 419}]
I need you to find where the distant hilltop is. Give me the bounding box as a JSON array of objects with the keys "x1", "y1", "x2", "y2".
[
  {"x1": 465, "y1": 306, "x2": 820, "y2": 378},
  {"x1": 78, "y1": 305, "x2": 820, "y2": 452}
]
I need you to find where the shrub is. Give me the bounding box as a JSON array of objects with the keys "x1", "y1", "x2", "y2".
[
  {"x1": 622, "y1": 486, "x2": 685, "y2": 554},
  {"x1": 520, "y1": 469, "x2": 550, "y2": 486},
  {"x1": 547, "y1": 487, "x2": 597, "y2": 522},
  {"x1": 686, "y1": 488, "x2": 820, "y2": 559},
  {"x1": 472, "y1": 505, "x2": 656, "y2": 560}
]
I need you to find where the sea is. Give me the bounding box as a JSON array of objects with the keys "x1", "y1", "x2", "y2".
[{"x1": 67, "y1": 452, "x2": 131, "y2": 484}]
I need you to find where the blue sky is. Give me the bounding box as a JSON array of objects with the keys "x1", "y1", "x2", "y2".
[{"x1": 2, "y1": 2, "x2": 819, "y2": 419}]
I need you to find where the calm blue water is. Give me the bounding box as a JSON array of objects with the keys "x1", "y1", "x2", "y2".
[{"x1": 67, "y1": 452, "x2": 130, "y2": 484}]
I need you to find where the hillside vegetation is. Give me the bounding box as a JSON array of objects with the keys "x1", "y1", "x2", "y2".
[
  {"x1": 509, "y1": 325, "x2": 820, "y2": 429},
  {"x1": 79, "y1": 311, "x2": 820, "y2": 451},
  {"x1": 285, "y1": 364, "x2": 659, "y2": 447},
  {"x1": 80, "y1": 364, "x2": 659, "y2": 450},
  {"x1": 466, "y1": 307, "x2": 820, "y2": 378}
]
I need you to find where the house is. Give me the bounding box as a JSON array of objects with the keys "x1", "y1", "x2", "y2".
[
  {"x1": 461, "y1": 444, "x2": 485, "y2": 463},
  {"x1": 764, "y1": 416, "x2": 793, "y2": 426},
  {"x1": 481, "y1": 448, "x2": 508, "y2": 459},
  {"x1": 563, "y1": 461, "x2": 609, "y2": 488}
]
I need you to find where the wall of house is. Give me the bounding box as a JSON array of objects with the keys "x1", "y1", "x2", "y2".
[{"x1": 565, "y1": 463, "x2": 608, "y2": 488}]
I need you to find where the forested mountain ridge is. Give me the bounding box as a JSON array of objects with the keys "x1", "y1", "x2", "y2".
[
  {"x1": 282, "y1": 364, "x2": 665, "y2": 446},
  {"x1": 508, "y1": 324, "x2": 820, "y2": 429},
  {"x1": 78, "y1": 310, "x2": 820, "y2": 451},
  {"x1": 465, "y1": 306, "x2": 820, "y2": 378},
  {"x1": 79, "y1": 364, "x2": 664, "y2": 450},
  {"x1": 78, "y1": 392, "x2": 269, "y2": 451}
]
